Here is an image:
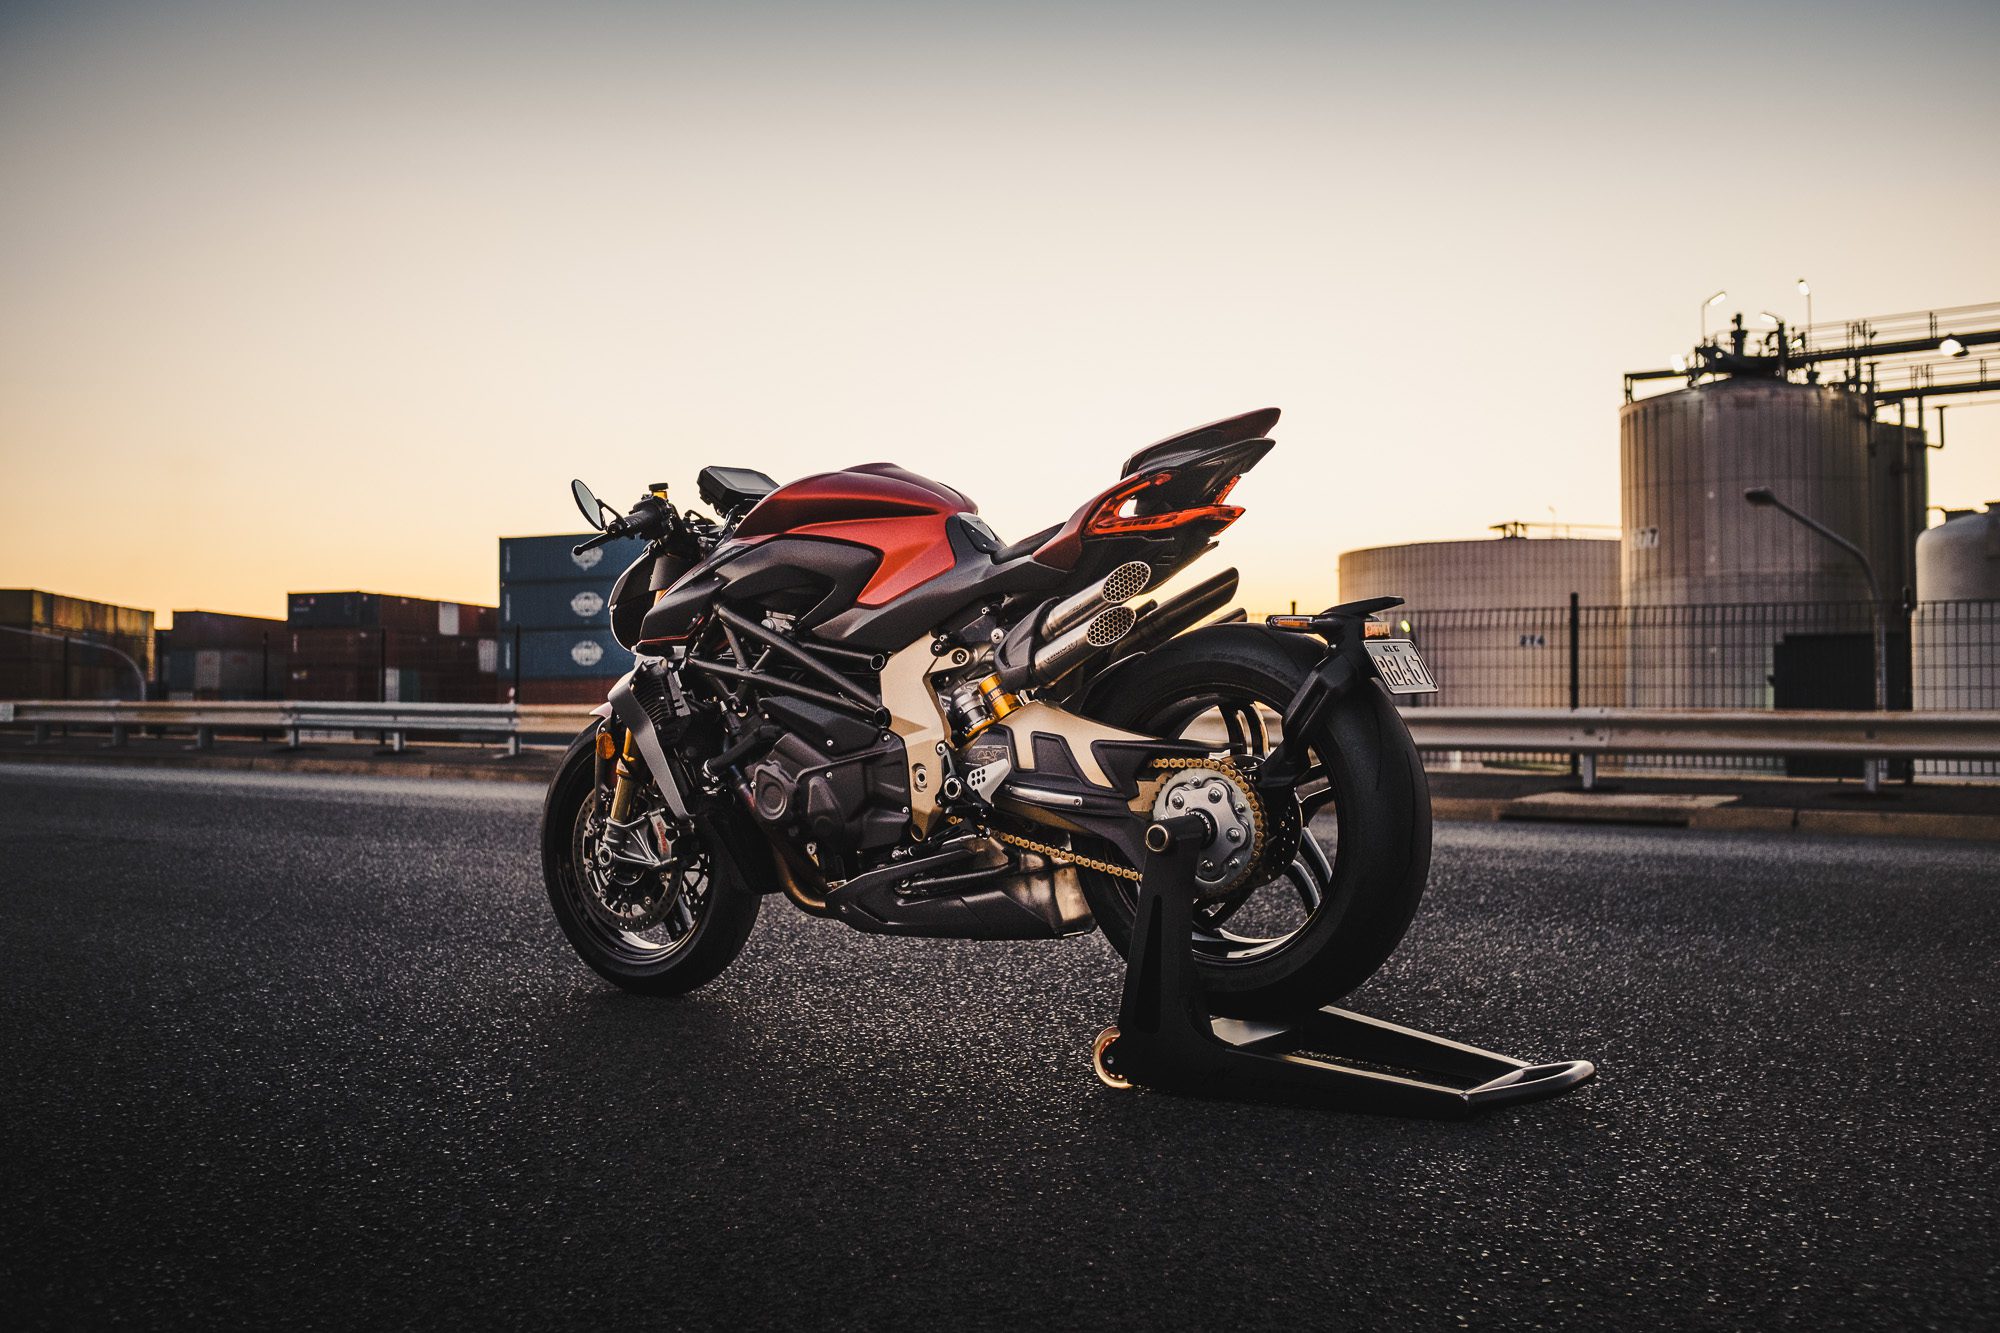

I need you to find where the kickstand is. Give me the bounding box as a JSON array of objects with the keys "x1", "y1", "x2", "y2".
[{"x1": 1092, "y1": 814, "x2": 1596, "y2": 1118}]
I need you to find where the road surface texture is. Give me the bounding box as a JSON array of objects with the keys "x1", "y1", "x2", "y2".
[{"x1": 2, "y1": 762, "x2": 1994, "y2": 1330}]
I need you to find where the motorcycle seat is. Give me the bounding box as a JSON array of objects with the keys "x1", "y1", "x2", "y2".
[{"x1": 996, "y1": 522, "x2": 1061, "y2": 564}]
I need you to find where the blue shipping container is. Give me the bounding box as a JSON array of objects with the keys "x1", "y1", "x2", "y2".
[
  {"x1": 499, "y1": 534, "x2": 644, "y2": 585},
  {"x1": 500, "y1": 579, "x2": 619, "y2": 631},
  {"x1": 501, "y1": 628, "x2": 632, "y2": 680}
]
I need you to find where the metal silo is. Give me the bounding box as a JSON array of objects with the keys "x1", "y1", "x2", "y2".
[
  {"x1": 1867, "y1": 419, "x2": 1928, "y2": 604},
  {"x1": 1912, "y1": 504, "x2": 2000, "y2": 715},
  {"x1": 1336, "y1": 536, "x2": 1620, "y2": 707},
  {"x1": 1620, "y1": 379, "x2": 1894, "y2": 708}
]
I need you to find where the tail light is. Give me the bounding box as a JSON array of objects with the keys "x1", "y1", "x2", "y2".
[{"x1": 1084, "y1": 471, "x2": 1245, "y2": 536}]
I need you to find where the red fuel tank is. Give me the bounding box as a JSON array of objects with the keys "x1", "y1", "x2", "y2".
[{"x1": 734, "y1": 464, "x2": 977, "y2": 606}]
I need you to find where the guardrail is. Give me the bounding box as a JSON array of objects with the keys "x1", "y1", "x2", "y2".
[
  {"x1": 0, "y1": 699, "x2": 598, "y2": 755},
  {"x1": 1401, "y1": 707, "x2": 2000, "y2": 787},
  {"x1": 4, "y1": 701, "x2": 1998, "y2": 777}
]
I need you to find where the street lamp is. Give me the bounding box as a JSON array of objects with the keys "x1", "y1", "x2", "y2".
[
  {"x1": 1743, "y1": 487, "x2": 1887, "y2": 792},
  {"x1": 1796, "y1": 278, "x2": 1813, "y2": 347},
  {"x1": 1940, "y1": 335, "x2": 1968, "y2": 358},
  {"x1": 1700, "y1": 289, "x2": 1728, "y2": 346}
]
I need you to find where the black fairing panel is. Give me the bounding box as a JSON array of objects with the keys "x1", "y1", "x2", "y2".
[
  {"x1": 639, "y1": 536, "x2": 883, "y2": 645},
  {"x1": 610, "y1": 549, "x2": 696, "y2": 648},
  {"x1": 640, "y1": 571, "x2": 724, "y2": 644},
  {"x1": 609, "y1": 553, "x2": 652, "y2": 648}
]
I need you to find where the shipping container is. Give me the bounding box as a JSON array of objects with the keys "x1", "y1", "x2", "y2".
[
  {"x1": 500, "y1": 628, "x2": 632, "y2": 680},
  {"x1": 499, "y1": 533, "x2": 643, "y2": 585},
  {"x1": 0, "y1": 589, "x2": 154, "y2": 644},
  {"x1": 1, "y1": 589, "x2": 155, "y2": 698},
  {"x1": 500, "y1": 581, "x2": 619, "y2": 631},
  {"x1": 510, "y1": 676, "x2": 623, "y2": 706},
  {"x1": 288, "y1": 591, "x2": 498, "y2": 636},
  {"x1": 163, "y1": 646, "x2": 284, "y2": 700},
  {"x1": 169, "y1": 609, "x2": 285, "y2": 650},
  {"x1": 287, "y1": 626, "x2": 498, "y2": 702}
]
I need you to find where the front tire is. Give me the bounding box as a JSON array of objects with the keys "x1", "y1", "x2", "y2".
[
  {"x1": 1079, "y1": 625, "x2": 1431, "y2": 1018},
  {"x1": 540, "y1": 725, "x2": 759, "y2": 995}
]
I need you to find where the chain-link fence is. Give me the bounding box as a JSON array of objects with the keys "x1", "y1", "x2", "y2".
[{"x1": 1253, "y1": 598, "x2": 1999, "y2": 779}]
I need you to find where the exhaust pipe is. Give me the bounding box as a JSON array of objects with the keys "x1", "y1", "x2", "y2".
[
  {"x1": 1031, "y1": 603, "x2": 1138, "y2": 684},
  {"x1": 1041, "y1": 561, "x2": 1152, "y2": 641},
  {"x1": 1046, "y1": 568, "x2": 1241, "y2": 703}
]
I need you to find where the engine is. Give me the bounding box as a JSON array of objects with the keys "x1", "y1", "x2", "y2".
[{"x1": 741, "y1": 696, "x2": 907, "y2": 879}]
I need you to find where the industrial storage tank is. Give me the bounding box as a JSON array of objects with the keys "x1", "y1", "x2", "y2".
[
  {"x1": 1912, "y1": 504, "x2": 2000, "y2": 714},
  {"x1": 1337, "y1": 535, "x2": 1620, "y2": 707},
  {"x1": 1619, "y1": 379, "x2": 1924, "y2": 708}
]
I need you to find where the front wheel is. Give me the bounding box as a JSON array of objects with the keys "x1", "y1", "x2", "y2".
[
  {"x1": 540, "y1": 725, "x2": 759, "y2": 995},
  {"x1": 1078, "y1": 625, "x2": 1431, "y2": 1018}
]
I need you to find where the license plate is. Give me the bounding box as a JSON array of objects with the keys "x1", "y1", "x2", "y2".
[{"x1": 1364, "y1": 639, "x2": 1438, "y2": 695}]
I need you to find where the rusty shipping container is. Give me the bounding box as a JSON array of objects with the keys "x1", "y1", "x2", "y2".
[
  {"x1": 287, "y1": 626, "x2": 499, "y2": 703},
  {"x1": 161, "y1": 609, "x2": 288, "y2": 699},
  {"x1": 510, "y1": 676, "x2": 623, "y2": 706},
  {"x1": 1, "y1": 589, "x2": 155, "y2": 699},
  {"x1": 288, "y1": 591, "x2": 497, "y2": 636}
]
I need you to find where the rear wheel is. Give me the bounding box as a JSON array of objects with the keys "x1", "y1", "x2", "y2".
[
  {"x1": 1079, "y1": 626, "x2": 1431, "y2": 1018},
  {"x1": 540, "y1": 726, "x2": 759, "y2": 995}
]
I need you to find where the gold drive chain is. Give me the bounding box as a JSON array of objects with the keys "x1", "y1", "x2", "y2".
[{"x1": 988, "y1": 756, "x2": 1264, "y2": 884}]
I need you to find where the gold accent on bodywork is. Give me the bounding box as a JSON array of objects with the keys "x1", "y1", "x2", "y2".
[
  {"x1": 880, "y1": 638, "x2": 954, "y2": 836},
  {"x1": 996, "y1": 699, "x2": 1152, "y2": 790}
]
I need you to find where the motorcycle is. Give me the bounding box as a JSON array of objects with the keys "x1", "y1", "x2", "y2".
[{"x1": 541, "y1": 407, "x2": 1438, "y2": 1018}]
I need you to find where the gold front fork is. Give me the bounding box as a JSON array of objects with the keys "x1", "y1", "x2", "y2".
[{"x1": 607, "y1": 728, "x2": 641, "y2": 823}]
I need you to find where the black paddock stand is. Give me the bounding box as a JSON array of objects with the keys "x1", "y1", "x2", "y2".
[{"x1": 1091, "y1": 814, "x2": 1596, "y2": 1118}]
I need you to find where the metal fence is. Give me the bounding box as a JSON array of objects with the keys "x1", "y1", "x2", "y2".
[
  {"x1": 1338, "y1": 597, "x2": 2000, "y2": 778},
  {"x1": 5, "y1": 596, "x2": 1998, "y2": 782},
  {"x1": 0, "y1": 699, "x2": 594, "y2": 756}
]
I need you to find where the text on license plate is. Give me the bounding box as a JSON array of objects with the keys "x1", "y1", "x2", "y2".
[{"x1": 1364, "y1": 639, "x2": 1438, "y2": 695}]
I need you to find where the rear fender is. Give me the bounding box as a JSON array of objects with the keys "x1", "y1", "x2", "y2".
[{"x1": 1260, "y1": 597, "x2": 1406, "y2": 786}]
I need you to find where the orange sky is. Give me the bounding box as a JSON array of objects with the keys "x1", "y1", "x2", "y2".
[{"x1": 3, "y1": 0, "x2": 1996, "y2": 624}]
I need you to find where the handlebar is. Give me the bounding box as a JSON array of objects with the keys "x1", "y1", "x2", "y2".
[{"x1": 570, "y1": 494, "x2": 689, "y2": 557}]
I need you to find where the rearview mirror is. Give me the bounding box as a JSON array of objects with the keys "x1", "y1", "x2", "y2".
[{"x1": 571, "y1": 479, "x2": 607, "y2": 531}]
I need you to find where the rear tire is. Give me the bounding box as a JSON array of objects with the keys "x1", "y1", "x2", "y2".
[
  {"x1": 1079, "y1": 625, "x2": 1431, "y2": 1018},
  {"x1": 540, "y1": 726, "x2": 759, "y2": 996}
]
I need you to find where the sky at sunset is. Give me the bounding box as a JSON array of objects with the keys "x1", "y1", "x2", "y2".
[{"x1": 2, "y1": 0, "x2": 1997, "y2": 623}]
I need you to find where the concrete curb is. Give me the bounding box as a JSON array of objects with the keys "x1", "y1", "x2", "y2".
[{"x1": 1435, "y1": 793, "x2": 2000, "y2": 842}]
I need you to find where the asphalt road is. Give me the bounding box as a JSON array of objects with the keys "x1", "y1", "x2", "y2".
[{"x1": 2, "y1": 763, "x2": 1995, "y2": 1331}]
